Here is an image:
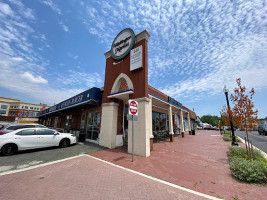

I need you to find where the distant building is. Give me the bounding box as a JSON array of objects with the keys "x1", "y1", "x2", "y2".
[{"x1": 0, "y1": 97, "x2": 50, "y2": 123}]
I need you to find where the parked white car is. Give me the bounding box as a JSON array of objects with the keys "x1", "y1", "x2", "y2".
[{"x1": 0, "y1": 128, "x2": 77, "y2": 156}]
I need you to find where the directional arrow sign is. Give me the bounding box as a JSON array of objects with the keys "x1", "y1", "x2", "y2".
[{"x1": 129, "y1": 100, "x2": 138, "y2": 116}]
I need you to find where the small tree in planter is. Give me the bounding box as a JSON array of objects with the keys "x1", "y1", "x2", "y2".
[{"x1": 230, "y1": 78, "x2": 259, "y2": 160}]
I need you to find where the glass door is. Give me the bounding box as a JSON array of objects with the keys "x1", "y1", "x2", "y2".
[
  {"x1": 86, "y1": 112, "x2": 100, "y2": 142},
  {"x1": 80, "y1": 112, "x2": 86, "y2": 130}
]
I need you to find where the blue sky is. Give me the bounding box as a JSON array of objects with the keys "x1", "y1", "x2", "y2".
[{"x1": 0, "y1": 0, "x2": 266, "y2": 118}]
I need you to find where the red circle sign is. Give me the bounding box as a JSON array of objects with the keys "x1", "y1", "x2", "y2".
[{"x1": 129, "y1": 100, "x2": 138, "y2": 115}]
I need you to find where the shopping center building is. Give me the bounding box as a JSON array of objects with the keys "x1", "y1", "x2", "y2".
[{"x1": 39, "y1": 29, "x2": 197, "y2": 157}]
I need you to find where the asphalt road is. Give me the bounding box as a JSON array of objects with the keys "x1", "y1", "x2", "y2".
[
  {"x1": 235, "y1": 131, "x2": 267, "y2": 154},
  {"x1": 0, "y1": 142, "x2": 106, "y2": 174}
]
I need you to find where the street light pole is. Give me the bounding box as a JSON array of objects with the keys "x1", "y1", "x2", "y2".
[{"x1": 224, "y1": 85, "x2": 238, "y2": 146}]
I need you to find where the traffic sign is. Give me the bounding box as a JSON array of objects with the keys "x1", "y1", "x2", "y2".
[{"x1": 129, "y1": 100, "x2": 138, "y2": 116}]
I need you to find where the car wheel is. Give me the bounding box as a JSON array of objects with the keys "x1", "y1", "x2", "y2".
[
  {"x1": 59, "y1": 139, "x2": 70, "y2": 148},
  {"x1": 1, "y1": 144, "x2": 17, "y2": 156}
]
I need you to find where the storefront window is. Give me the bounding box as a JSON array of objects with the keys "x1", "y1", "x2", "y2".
[
  {"x1": 0, "y1": 110, "x2": 6, "y2": 114},
  {"x1": 65, "y1": 115, "x2": 72, "y2": 131},
  {"x1": 1, "y1": 105, "x2": 8, "y2": 109},
  {"x1": 152, "y1": 111, "x2": 169, "y2": 131},
  {"x1": 177, "y1": 114, "x2": 181, "y2": 128},
  {"x1": 184, "y1": 117, "x2": 188, "y2": 130},
  {"x1": 123, "y1": 105, "x2": 128, "y2": 134},
  {"x1": 86, "y1": 112, "x2": 100, "y2": 141}
]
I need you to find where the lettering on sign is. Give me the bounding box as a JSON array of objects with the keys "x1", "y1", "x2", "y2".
[
  {"x1": 60, "y1": 95, "x2": 83, "y2": 109},
  {"x1": 168, "y1": 97, "x2": 183, "y2": 108},
  {"x1": 111, "y1": 28, "x2": 135, "y2": 60},
  {"x1": 130, "y1": 45, "x2": 142, "y2": 71},
  {"x1": 113, "y1": 36, "x2": 132, "y2": 55},
  {"x1": 129, "y1": 100, "x2": 138, "y2": 116}
]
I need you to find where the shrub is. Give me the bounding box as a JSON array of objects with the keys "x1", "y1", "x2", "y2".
[
  {"x1": 228, "y1": 147, "x2": 267, "y2": 183},
  {"x1": 230, "y1": 157, "x2": 267, "y2": 183},
  {"x1": 221, "y1": 130, "x2": 230, "y2": 135},
  {"x1": 222, "y1": 132, "x2": 241, "y2": 142},
  {"x1": 228, "y1": 146, "x2": 248, "y2": 159},
  {"x1": 254, "y1": 149, "x2": 267, "y2": 165},
  {"x1": 223, "y1": 133, "x2": 232, "y2": 141}
]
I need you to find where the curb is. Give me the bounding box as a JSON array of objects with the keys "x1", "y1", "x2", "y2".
[{"x1": 236, "y1": 136, "x2": 267, "y2": 159}]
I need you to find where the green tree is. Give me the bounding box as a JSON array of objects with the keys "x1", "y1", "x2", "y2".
[{"x1": 201, "y1": 115, "x2": 220, "y2": 127}]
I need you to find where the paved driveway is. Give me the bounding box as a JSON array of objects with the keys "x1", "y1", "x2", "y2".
[
  {"x1": 0, "y1": 142, "x2": 105, "y2": 174},
  {"x1": 0, "y1": 155, "x2": 214, "y2": 200},
  {"x1": 91, "y1": 130, "x2": 267, "y2": 200}
]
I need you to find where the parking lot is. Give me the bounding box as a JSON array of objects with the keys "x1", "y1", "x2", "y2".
[{"x1": 0, "y1": 142, "x2": 105, "y2": 174}]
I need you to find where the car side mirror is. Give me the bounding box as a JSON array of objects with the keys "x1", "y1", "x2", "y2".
[{"x1": 54, "y1": 132, "x2": 59, "y2": 135}]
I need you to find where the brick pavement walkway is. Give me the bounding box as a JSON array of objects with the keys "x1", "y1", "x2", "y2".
[
  {"x1": 90, "y1": 130, "x2": 267, "y2": 200},
  {"x1": 0, "y1": 155, "x2": 214, "y2": 200}
]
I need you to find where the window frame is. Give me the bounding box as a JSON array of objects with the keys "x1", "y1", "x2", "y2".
[{"x1": 16, "y1": 129, "x2": 36, "y2": 136}]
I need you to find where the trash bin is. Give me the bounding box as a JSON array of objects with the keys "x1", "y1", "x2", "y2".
[
  {"x1": 79, "y1": 133, "x2": 85, "y2": 142},
  {"x1": 192, "y1": 129, "x2": 195, "y2": 135}
]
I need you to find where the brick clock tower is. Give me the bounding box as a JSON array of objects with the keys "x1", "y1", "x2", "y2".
[{"x1": 99, "y1": 29, "x2": 153, "y2": 157}]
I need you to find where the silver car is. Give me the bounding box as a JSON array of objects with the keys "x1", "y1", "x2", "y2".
[
  {"x1": 0, "y1": 123, "x2": 47, "y2": 135},
  {"x1": 0, "y1": 128, "x2": 77, "y2": 156},
  {"x1": 258, "y1": 124, "x2": 267, "y2": 136}
]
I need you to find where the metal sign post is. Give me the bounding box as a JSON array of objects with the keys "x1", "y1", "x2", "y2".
[{"x1": 132, "y1": 115, "x2": 134, "y2": 162}]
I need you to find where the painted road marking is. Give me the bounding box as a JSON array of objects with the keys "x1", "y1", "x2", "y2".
[{"x1": 0, "y1": 154, "x2": 85, "y2": 176}]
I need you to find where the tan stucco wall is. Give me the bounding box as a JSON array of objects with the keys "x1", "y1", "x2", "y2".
[
  {"x1": 128, "y1": 97, "x2": 152, "y2": 157},
  {"x1": 99, "y1": 102, "x2": 119, "y2": 148}
]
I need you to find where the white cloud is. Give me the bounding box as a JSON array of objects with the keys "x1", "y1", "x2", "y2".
[
  {"x1": 6, "y1": 0, "x2": 35, "y2": 20},
  {"x1": 42, "y1": 0, "x2": 61, "y2": 15},
  {"x1": 57, "y1": 70, "x2": 103, "y2": 89},
  {"x1": 77, "y1": 0, "x2": 267, "y2": 104},
  {"x1": 62, "y1": 24, "x2": 69, "y2": 32},
  {"x1": 0, "y1": 2, "x2": 13, "y2": 16},
  {"x1": 21, "y1": 72, "x2": 48, "y2": 84},
  {"x1": 12, "y1": 57, "x2": 23, "y2": 61}
]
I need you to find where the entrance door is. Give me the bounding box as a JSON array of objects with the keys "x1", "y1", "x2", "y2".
[
  {"x1": 86, "y1": 112, "x2": 100, "y2": 142},
  {"x1": 80, "y1": 112, "x2": 86, "y2": 130}
]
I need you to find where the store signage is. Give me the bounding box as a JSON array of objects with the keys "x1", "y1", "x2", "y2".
[
  {"x1": 168, "y1": 97, "x2": 183, "y2": 108},
  {"x1": 111, "y1": 28, "x2": 135, "y2": 60},
  {"x1": 38, "y1": 88, "x2": 102, "y2": 116},
  {"x1": 129, "y1": 100, "x2": 138, "y2": 116},
  {"x1": 130, "y1": 45, "x2": 142, "y2": 71}
]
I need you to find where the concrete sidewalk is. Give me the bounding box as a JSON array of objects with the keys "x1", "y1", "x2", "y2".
[
  {"x1": 90, "y1": 130, "x2": 267, "y2": 200},
  {"x1": 0, "y1": 155, "x2": 215, "y2": 200}
]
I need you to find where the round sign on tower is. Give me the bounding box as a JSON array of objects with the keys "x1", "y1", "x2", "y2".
[{"x1": 111, "y1": 28, "x2": 135, "y2": 60}]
